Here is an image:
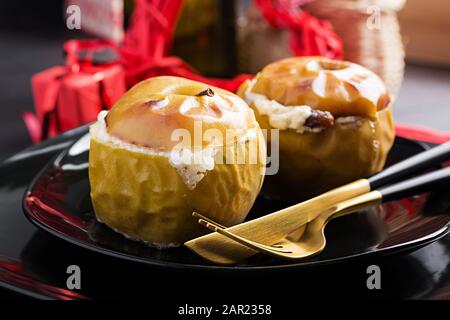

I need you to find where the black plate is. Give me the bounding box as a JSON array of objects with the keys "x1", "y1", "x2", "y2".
[{"x1": 22, "y1": 135, "x2": 450, "y2": 270}]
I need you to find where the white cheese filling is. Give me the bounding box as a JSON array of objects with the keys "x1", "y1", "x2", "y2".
[
  {"x1": 90, "y1": 110, "x2": 221, "y2": 190},
  {"x1": 90, "y1": 111, "x2": 256, "y2": 190},
  {"x1": 243, "y1": 79, "x2": 314, "y2": 133}
]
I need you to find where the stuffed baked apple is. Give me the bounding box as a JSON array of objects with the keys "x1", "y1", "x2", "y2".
[
  {"x1": 238, "y1": 56, "x2": 395, "y2": 202},
  {"x1": 89, "y1": 76, "x2": 266, "y2": 247}
]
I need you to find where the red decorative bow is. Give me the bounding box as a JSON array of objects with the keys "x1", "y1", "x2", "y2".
[
  {"x1": 256, "y1": 0, "x2": 343, "y2": 59},
  {"x1": 120, "y1": 0, "x2": 252, "y2": 92}
]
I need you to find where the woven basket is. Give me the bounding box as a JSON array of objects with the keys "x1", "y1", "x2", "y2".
[
  {"x1": 237, "y1": 0, "x2": 406, "y2": 98},
  {"x1": 305, "y1": 0, "x2": 406, "y2": 98}
]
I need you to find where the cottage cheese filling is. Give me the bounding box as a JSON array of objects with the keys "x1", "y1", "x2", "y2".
[
  {"x1": 90, "y1": 111, "x2": 222, "y2": 190},
  {"x1": 244, "y1": 79, "x2": 313, "y2": 133},
  {"x1": 90, "y1": 111, "x2": 257, "y2": 190}
]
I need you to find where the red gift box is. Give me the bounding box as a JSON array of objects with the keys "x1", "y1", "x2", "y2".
[{"x1": 24, "y1": 40, "x2": 126, "y2": 143}]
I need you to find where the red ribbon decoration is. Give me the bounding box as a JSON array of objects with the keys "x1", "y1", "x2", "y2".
[
  {"x1": 395, "y1": 124, "x2": 450, "y2": 145},
  {"x1": 25, "y1": 0, "x2": 343, "y2": 142},
  {"x1": 256, "y1": 0, "x2": 343, "y2": 59},
  {"x1": 64, "y1": 39, "x2": 118, "y2": 69},
  {"x1": 120, "y1": 0, "x2": 343, "y2": 91},
  {"x1": 120, "y1": 0, "x2": 252, "y2": 92}
]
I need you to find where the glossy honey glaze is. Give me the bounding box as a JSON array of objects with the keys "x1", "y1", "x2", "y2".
[
  {"x1": 250, "y1": 56, "x2": 391, "y2": 119},
  {"x1": 106, "y1": 76, "x2": 259, "y2": 151}
]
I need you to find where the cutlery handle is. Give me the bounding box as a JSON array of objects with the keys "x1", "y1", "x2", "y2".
[
  {"x1": 379, "y1": 166, "x2": 450, "y2": 202},
  {"x1": 368, "y1": 141, "x2": 450, "y2": 189}
]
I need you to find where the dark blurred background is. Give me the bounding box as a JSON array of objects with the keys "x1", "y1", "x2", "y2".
[
  {"x1": 0, "y1": 0, "x2": 449, "y2": 162},
  {"x1": 0, "y1": 1, "x2": 70, "y2": 160}
]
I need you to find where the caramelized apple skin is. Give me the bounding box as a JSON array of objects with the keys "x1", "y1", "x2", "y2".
[
  {"x1": 254, "y1": 105, "x2": 395, "y2": 202},
  {"x1": 106, "y1": 76, "x2": 258, "y2": 151},
  {"x1": 251, "y1": 56, "x2": 390, "y2": 119},
  {"x1": 89, "y1": 135, "x2": 265, "y2": 246}
]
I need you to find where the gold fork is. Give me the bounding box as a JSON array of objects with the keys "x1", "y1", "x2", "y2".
[
  {"x1": 185, "y1": 142, "x2": 450, "y2": 263},
  {"x1": 185, "y1": 179, "x2": 370, "y2": 264},
  {"x1": 192, "y1": 166, "x2": 450, "y2": 260}
]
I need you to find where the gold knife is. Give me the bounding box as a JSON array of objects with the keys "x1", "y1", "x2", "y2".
[{"x1": 185, "y1": 179, "x2": 370, "y2": 264}]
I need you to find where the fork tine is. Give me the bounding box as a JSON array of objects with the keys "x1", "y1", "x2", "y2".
[
  {"x1": 197, "y1": 218, "x2": 220, "y2": 232},
  {"x1": 196, "y1": 218, "x2": 293, "y2": 255},
  {"x1": 193, "y1": 212, "x2": 226, "y2": 229},
  {"x1": 271, "y1": 244, "x2": 284, "y2": 248}
]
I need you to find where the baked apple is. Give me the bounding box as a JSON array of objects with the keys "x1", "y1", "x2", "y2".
[
  {"x1": 238, "y1": 56, "x2": 395, "y2": 202},
  {"x1": 89, "y1": 76, "x2": 266, "y2": 247}
]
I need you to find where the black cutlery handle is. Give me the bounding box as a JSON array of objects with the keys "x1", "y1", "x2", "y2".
[
  {"x1": 368, "y1": 141, "x2": 450, "y2": 189},
  {"x1": 379, "y1": 166, "x2": 450, "y2": 203}
]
